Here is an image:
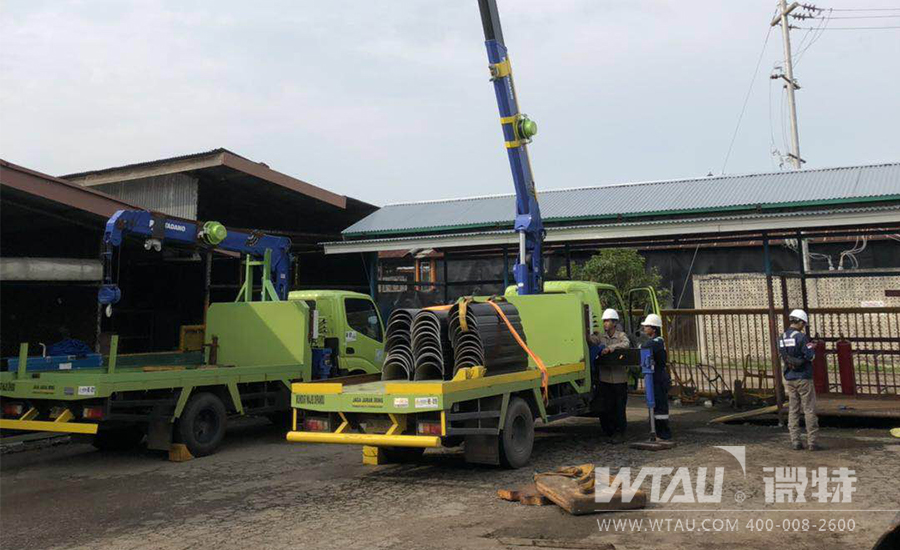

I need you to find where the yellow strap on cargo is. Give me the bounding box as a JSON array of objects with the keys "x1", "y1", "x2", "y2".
[{"x1": 459, "y1": 297, "x2": 473, "y2": 333}]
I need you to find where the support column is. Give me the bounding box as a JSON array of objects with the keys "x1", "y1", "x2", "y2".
[
  {"x1": 764, "y1": 234, "x2": 785, "y2": 424},
  {"x1": 367, "y1": 252, "x2": 378, "y2": 301},
  {"x1": 204, "y1": 251, "x2": 212, "y2": 324},
  {"x1": 796, "y1": 231, "x2": 810, "y2": 334},
  {"x1": 565, "y1": 244, "x2": 572, "y2": 279},
  {"x1": 502, "y1": 246, "x2": 509, "y2": 290},
  {"x1": 443, "y1": 252, "x2": 450, "y2": 304}
]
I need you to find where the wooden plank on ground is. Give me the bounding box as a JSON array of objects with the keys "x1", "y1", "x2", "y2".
[
  {"x1": 497, "y1": 483, "x2": 551, "y2": 506},
  {"x1": 709, "y1": 405, "x2": 778, "y2": 424},
  {"x1": 534, "y1": 474, "x2": 646, "y2": 515}
]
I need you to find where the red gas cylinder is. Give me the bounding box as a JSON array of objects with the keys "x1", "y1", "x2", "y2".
[
  {"x1": 836, "y1": 339, "x2": 856, "y2": 396},
  {"x1": 812, "y1": 339, "x2": 828, "y2": 393}
]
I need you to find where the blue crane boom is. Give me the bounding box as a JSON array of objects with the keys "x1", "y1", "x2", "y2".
[
  {"x1": 477, "y1": 0, "x2": 544, "y2": 295},
  {"x1": 98, "y1": 209, "x2": 292, "y2": 310}
]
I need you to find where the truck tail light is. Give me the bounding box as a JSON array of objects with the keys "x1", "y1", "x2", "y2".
[
  {"x1": 416, "y1": 421, "x2": 442, "y2": 436},
  {"x1": 82, "y1": 406, "x2": 104, "y2": 420},
  {"x1": 3, "y1": 403, "x2": 24, "y2": 417},
  {"x1": 303, "y1": 417, "x2": 330, "y2": 432}
]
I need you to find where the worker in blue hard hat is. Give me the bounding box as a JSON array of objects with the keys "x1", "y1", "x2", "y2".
[
  {"x1": 640, "y1": 313, "x2": 672, "y2": 440},
  {"x1": 589, "y1": 308, "x2": 631, "y2": 442},
  {"x1": 779, "y1": 309, "x2": 819, "y2": 451}
]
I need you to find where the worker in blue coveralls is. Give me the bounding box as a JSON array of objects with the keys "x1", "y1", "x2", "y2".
[
  {"x1": 640, "y1": 313, "x2": 672, "y2": 440},
  {"x1": 779, "y1": 309, "x2": 819, "y2": 451}
]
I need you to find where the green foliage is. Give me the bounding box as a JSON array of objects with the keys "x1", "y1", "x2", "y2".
[{"x1": 559, "y1": 248, "x2": 671, "y2": 305}]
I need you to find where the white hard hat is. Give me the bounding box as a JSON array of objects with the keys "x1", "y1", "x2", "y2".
[
  {"x1": 601, "y1": 308, "x2": 619, "y2": 321},
  {"x1": 789, "y1": 309, "x2": 809, "y2": 324},
  {"x1": 641, "y1": 313, "x2": 663, "y2": 328}
]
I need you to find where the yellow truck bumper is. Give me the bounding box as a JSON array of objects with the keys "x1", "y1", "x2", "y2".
[
  {"x1": 286, "y1": 430, "x2": 440, "y2": 448},
  {"x1": 0, "y1": 407, "x2": 99, "y2": 435},
  {"x1": 0, "y1": 418, "x2": 99, "y2": 435}
]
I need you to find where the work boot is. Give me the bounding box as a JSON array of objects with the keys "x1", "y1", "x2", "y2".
[
  {"x1": 656, "y1": 420, "x2": 672, "y2": 440},
  {"x1": 808, "y1": 442, "x2": 819, "y2": 452},
  {"x1": 791, "y1": 441, "x2": 803, "y2": 451}
]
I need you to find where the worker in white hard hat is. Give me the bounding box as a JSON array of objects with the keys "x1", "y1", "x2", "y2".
[
  {"x1": 779, "y1": 309, "x2": 819, "y2": 451},
  {"x1": 640, "y1": 313, "x2": 672, "y2": 440},
  {"x1": 588, "y1": 309, "x2": 631, "y2": 442}
]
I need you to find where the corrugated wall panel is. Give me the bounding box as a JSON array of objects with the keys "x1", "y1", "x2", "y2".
[{"x1": 94, "y1": 173, "x2": 198, "y2": 219}]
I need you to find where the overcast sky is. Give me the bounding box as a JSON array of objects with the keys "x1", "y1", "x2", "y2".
[{"x1": 1, "y1": 1, "x2": 898, "y2": 206}]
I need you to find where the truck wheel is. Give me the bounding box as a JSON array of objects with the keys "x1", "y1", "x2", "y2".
[
  {"x1": 177, "y1": 392, "x2": 227, "y2": 457},
  {"x1": 500, "y1": 397, "x2": 534, "y2": 469},
  {"x1": 92, "y1": 425, "x2": 145, "y2": 451},
  {"x1": 382, "y1": 446, "x2": 426, "y2": 463}
]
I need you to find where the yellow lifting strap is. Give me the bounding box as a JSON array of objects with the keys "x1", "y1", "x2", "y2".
[
  {"x1": 489, "y1": 57, "x2": 511, "y2": 80},
  {"x1": 459, "y1": 297, "x2": 473, "y2": 333},
  {"x1": 485, "y1": 299, "x2": 550, "y2": 404}
]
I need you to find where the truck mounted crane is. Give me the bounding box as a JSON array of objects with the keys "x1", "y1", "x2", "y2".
[
  {"x1": 478, "y1": 0, "x2": 543, "y2": 295},
  {"x1": 98, "y1": 209, "x2": 293, "y2": 315}
]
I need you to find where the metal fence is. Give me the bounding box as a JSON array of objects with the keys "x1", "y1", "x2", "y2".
[{"x1": 661, "y1": 307, "x2": 900, "y2": 399}]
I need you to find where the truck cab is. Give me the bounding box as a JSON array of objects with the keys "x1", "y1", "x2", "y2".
[
  {"x1": 505, "y1": 281, "x2": 659, "y2": 342},
  {"x1": 288, "y1": 290, "x2": 385, "y2": 376}
]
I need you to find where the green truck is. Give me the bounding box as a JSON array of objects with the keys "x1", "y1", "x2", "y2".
[
  {"x1": 0, "y1": 290, "x2": 385, "y2": 457},
  {"x1": 287, "y1": 281, "x2": 660, "y2": 468}
]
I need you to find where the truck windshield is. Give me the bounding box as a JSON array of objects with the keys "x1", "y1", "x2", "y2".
[{"x1": 345, "y1": 298, "x2": 383, "y2": 342}]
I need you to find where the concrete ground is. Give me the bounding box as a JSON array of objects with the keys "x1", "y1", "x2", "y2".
[{"x1": 2, "y1": 400, "x2": 898, "y2": 550}]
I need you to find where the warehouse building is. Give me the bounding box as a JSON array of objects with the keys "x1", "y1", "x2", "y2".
[
  {"x1": 1, "y1": 150, "x2": 376, "y2": 355},
  {"x1": 324, "y1": 163, "x2": 900, "y2": 312}
]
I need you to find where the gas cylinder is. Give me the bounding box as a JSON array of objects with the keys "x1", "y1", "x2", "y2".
[
  {"x1": 836, "y1": 339, "x2": 856, "y2": 396},
  {"x1": 812, "y1": 339, "x2": 828, "y2": 393}
]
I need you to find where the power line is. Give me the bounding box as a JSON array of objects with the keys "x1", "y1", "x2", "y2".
[
  {"x1": 812, "y1": 14, "x2": 900, "y2": 19},
  {"x1": 794, "y1": 25, "x2": 900, "y2": 29},
  {"x1": 792, "y1": 8, "x2": 831, "y2": 67},
  {"x1": 827, "y1": 7, "x2": 900, "y2": 11},
  {"x1": 720, "y1": 26, "x2": 774, "y2": 174}
]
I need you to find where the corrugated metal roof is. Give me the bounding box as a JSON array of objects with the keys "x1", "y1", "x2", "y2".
[
  {"x1": 60, "y1": 148, "x2": 246, "y2": 180},
  {"x1": 332, "y1": 204, "x2": 900, "y2": 246},
  {"x1": 343, "y1": 163, "x2": 900, "y2": 237}
]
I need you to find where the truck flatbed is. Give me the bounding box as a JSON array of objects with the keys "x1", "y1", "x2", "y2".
[{"x1": 287, "y1": 285, "x2": 660, "y2": 468}]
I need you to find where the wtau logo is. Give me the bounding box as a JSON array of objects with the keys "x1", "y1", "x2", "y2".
[{"x1": 596, "y1": 446, "x2": 745, "y2": 504}]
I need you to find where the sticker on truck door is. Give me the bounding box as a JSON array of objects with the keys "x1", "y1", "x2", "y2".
[
  {"x1": 345, "y1": 330, "x2": 357, "y2": 342},
  {"x1": 77, "y1": 386, "x2": 97, "y2": 396}
]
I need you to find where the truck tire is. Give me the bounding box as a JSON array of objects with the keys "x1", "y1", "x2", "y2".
[
  {"x1": 177, "y1": 392, "x2": 227, "y2": 457},
  {"x1": 500, "y1": 397, "x2": 534, "y2": 469},
  {"x1": 382, "y1": 446, "x2": 426, "y2": 463},
  {"x1": 92, "y1": 425, "x2": 145, "y2": 451}
]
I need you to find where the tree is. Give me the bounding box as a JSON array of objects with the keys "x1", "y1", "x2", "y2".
[{"x1": 559, "y1": 248, "x2": 671, "y2": 305}]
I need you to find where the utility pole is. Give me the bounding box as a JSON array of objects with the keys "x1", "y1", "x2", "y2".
[
  {"x1": 772, "y1": 1, "x2": 810, "y2": 270},
  {"x1": 771, "y1": 1, "x2": 803, "y2": 169}
]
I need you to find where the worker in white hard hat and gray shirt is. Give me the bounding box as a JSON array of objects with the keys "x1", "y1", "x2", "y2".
[
  {"x1": 640, "y1": 313, "x2": 672, "y2": 440},
  {"x1": 779, "y1": 309, "x2": 819, "y2": 451},
  {"x1": 589, "y1": 309, "x2": 631, "y2": 441}
]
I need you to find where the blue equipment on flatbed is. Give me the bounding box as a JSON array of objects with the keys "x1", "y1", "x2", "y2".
[{"x1": 99, "y1": 210, "x2": 293, "y2": 312}]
